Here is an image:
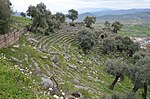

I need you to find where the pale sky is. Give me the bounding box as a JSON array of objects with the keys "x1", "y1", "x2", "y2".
[{"x1": 10, "y1": 0, "x2": 150, "y2": 14}]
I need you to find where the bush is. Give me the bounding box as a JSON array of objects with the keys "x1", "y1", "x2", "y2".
[
  {"x1": 76, "y1": 28, "x2": 96, "y2": 54},
  {"x1": 132, "y1": 51, "x2": 147, "y2": 64},
  {"x1": 114, "y1": 36, "x2": 140, "y2": 56},
  {"x1": 122, "y1": 37, "x2": 140, "y2": 56},
  {"x1": 102, "y1": 37, "x2": 117, "y2": 54},
  {"x1": 70, "y1": 22, "x2": 75, "y2": 27},
  {"x1": 101, "y1": 36, "x2": 140, "y2": 56},
  {"x1": 0, "y1": 0, "x2": 12, "y2": 34}
]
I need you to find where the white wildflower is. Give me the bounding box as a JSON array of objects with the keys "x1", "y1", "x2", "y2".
[
  {"x1": 62, "y1": 92, "x2": 65, "y2": 96},
  {"x1": 49, "y1": 88, "x2": 53, "y2": 91},
  {"x1": 59, "y1": 96, "x2": 64, "y2": 99},
  {"x1": 29, "y1": 71, "x2": 32, "y2": 74},
  {"x1": 14, "y1": 65, "x2": 18, "y2": 68},
  {"x1": 53, "y1": 95, "x2": 59, "y2": 99}
]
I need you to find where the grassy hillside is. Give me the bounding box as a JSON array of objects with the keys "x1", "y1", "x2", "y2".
[
  {"x1": 0, "y1": 17, "x2": 149, "y2": 98},
  {"x1": 0, "y1": 53, "x2": 37, "y2": 98}
]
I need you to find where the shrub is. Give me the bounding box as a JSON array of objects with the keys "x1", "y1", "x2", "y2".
[
  {"x1": 76, "y1": 28, "x2": 96, "y2": 54},
  {"x1": 102, "y1": 37, "x2": 117, "y2": 54}
]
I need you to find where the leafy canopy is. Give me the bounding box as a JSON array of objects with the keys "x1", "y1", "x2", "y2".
[{"x1": 84, "y1": 16, "x2": 96, "y2": 28}]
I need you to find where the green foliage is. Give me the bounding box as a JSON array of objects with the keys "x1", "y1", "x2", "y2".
[
  {"x1": 84, "y1": 16, "x2": 96, "y2": 28},
  {"x1": 121, "y1": 36, "x2": 140, "y2": 56},
  {"x1": 76, "y1": 28, "x2": 96, "y2": 54},
  {"x1": 128, "y1": 54, "x2": 150, "y2": 98},
  {"x1": 112, "y1": 21, "x2": 123, "y2": 33},
  {"x1": 0, "y1": 54, "x2": 36, "y2": 98},
  {"x1": 101, "y1": 35, "x2": 138, "y2": 56},
  {"x1": 67, "y1": 9, "x2": 78, "y2": 23},
  {"x1": 105, "y1": 58, "x2": 129, "y2": 90},
  {"x1": 105, "y1": 58, "x2": 128, "y2": 78},
  {"x1": 26, "y1": 5, "x2": 38, "y2": 18},
  {"x1": 54, "y1": 12, "x2": 65, "y2": 23},
  {"x1": 124, "y1": 92, "x2": 137, "y2": 99},
  {"x1": 132, "y1": 51, "x2": 147, "y2": 64},
  {"x1": 27, "y1": 2, "x2": 62, "y2": 34},
  {"x1": 102, "y1": 37, "x2": 117, "y2": 54},
  {"x1": 20, "y1": 12, "x2": 26, "y2": 17},
  {"x1": 104, "y1": 21, "x2": 111, "y2": 29},
  {"x1": 104, "y1": 92, "x2": 137, "y2": 99},
  {"x1": 0, "y1": 0, "x2": 12, "y2": 34}
]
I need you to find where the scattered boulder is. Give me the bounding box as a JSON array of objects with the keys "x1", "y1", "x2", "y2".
[
  {"x1": 41, "y1": 77, "x2": 56, "y2": 89},
  {"x1": 41, "y1": 48, "x2": 49, "y2": 53},
  {"x1": 67, "y1": 91, "x2": 84, "y2": 99},
  {"x1": 11, "y1": 56, "x2": 22, "y2": 63},
  {"x1": 13, "y1": 44, "x2": 19, "y2": 48},
  {"x1": 50, "y1": 55, "x2": 57, "y2": 63},
  {"x1": 24, "y1": 54, "x2": 28, "y2": 62},
  {"x1": 41, "y1": 56, "x2": 48, "y2": 59},
  {"x1": 11, "y1": 49, "x2": 16, "y2": 52},
  {"x1": 41, "y1": 77, "x2": 59, "y2": 95},
  {"x1": 50, "y1": 52, "x2": 60, "y2": 55},
  {"x1": 31, "y1": 38, "x2": 39, "y2": 43},
  {"x1": 68, "y1": 64, "x2": 79, "y2": 72},
  {"x1": 72, "y1": 79, "x2": 79, "y2": 84}
]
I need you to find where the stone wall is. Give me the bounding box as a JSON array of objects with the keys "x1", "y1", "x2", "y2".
[{"x1": 0, "y1": 29, "x2": 25, "y2": 49}]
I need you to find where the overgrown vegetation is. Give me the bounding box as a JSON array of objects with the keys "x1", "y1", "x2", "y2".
[
  {"x1": 26, "y1": 2, "x2": 65, "y2": 34},
  {"x1": 0, "y1": 0, "x2": 12, "y2": 34},
  {"x1": 0, "y1": 1, "x2": 150, "y2": 99}
]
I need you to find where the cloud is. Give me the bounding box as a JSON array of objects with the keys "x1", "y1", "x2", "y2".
[{"x1": 10, "y1": 0, "x2": 150, "y2": 13}]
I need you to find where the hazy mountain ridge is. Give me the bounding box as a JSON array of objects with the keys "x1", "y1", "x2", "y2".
[
  {"x1": 78, "y1": 9, "x2": 150, "y2": 24},
  {"x1": 96, "y1": 12, "x2": 150, "y2": 24}
]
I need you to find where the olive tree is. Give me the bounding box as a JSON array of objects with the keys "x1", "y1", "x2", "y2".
[
  {"x1": 104, "y1": 21, "x2": 111, "y2": 29},
  {"x1": 67, "y1": 9, "x2": 78, "y2": 23},
  {"x1": 102, "y1": 37, "x2": 117, "y2": 54},
  {"x1": 27, "y1": 5, "x2": 38, "y2": 19},
  {"x1": 115, "y1": 36, "x2": 140, "y2": 56},
  {"x1": 112, "y1": 21, "x2": 123, "y2": 34},
  {"x1": 129, "y1": 55, "x2": 150, "y2": 99},
  {"x1": 84, "y1": 16, "x2": 96, "y2": 28},
  {"x1": 27, "y1": 2, "x2": 62, "y2": 34},
  {"x1": 76, "y1": 28, "x2": 96, "y2": 54},
  {"x1": 20, "y1": 12, "x2": 26, "y2": 17},
  {"x1": 54, "y1": 12, "x2": 65, "y2": 23},
  {"x1": 0, "y1": 0, "x2": 12, "y2": 34},
  {"x1": 105, "y1": 58, "x2": 129, "y2": 90}
]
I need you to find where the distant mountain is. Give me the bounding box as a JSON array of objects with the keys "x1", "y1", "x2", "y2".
[
  {"x1": 92, "y1": 9, "x2": 150, "y2": 16},
  {"x1": 78, "y1": 9, "x2": 150, "y2": 21},
  {"x1": 78, "y1": 8, "x2": 111, "y2": 14},
  {"x1": 13, "y1": 11, "x2": 20, "y2": 16},
  {"x1": 96, "y1": 12, "x2": 150, "y2": 24},
  {"x1": 77, "y1": 12, "x2": 94, "y2": 21}
]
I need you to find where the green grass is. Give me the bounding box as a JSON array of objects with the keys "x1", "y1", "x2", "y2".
[
  {"x1": 118, "y1": 24, "x2": 150, "y2": 37},
  {"x1": 0, "y1": 17, "x2": 150, "y2": 98},
  {"x1": 0, "y1": 54, "x2": 36, "y2": 99},
  {"x1": 11, "y1": 16, "x2": 31, "y2": 30},
  {"x1": 94, "y1": 23, "x2": 150, "y2": 37}
]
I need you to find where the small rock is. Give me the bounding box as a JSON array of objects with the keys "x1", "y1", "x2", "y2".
[
  {"x1": 68, "y1": 64, "x2": 79, "y2": 72},
  {"x1": 13, "y1": 44, "x2": 19, "y2": 48},
  {"x1": 41, "y1": 77, "x2": 56, "y2": 89},
  {"x1": 71, "y1": 91, "x2": 84, "y2": 99},
  {"x1": 11, "y1": 49, "x2": 16, "y2": 52},
  {"x1": 41, "y1": 56, "x2": 48, "y2": 59},
  {"x1": 50, "y1": 55, "x2": 57, "y2": 63},
  {"x1": 11, "y1": 56, "x2": 22, "y2": 63},
  {"x1": 72, "y1": 79, "x2": 79, "y2": 84}
]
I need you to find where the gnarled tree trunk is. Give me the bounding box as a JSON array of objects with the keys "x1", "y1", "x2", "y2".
[
  {"x1": 132, "y1": 85, "x2": 139, "y2": 93},
  {"x1": 142, "y1": 82, "x2": 147, "y2": 99},
  {"x1": 109, "y1": 75, "x2": 120, "y2": 90}
]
